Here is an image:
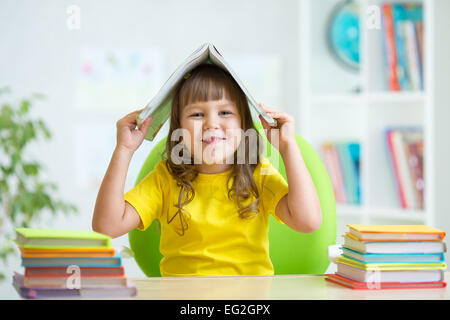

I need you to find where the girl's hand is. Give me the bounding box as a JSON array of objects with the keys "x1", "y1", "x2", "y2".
[
  {"x1": 116, "y1": 109, "x2": 152, "y2": 153},
  {"x1": 258, "y1": 103, "x2": 296, "y2": 153}
]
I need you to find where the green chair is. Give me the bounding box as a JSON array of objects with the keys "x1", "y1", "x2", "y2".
[{"x1": 128, "y1": 122, "x2": 337, "y2": 276}]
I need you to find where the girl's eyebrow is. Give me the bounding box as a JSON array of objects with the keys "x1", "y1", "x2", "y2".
[{"x1": 185, "y1": 101, "x2": 235, "y2": 110}]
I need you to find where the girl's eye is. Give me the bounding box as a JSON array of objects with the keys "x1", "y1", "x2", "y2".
[{"x1": 190, "y1": 111, "x2": 232, "y2": 117}]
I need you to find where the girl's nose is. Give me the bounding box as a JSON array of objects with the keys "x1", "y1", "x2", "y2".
[{"x1": 203, "y1": 114, "x2": 220, "y2": 130}]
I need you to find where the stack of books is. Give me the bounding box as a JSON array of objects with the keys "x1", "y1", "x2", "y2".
[
  {"x1": 326, "y1": 225, "x2": 447, "y2": 290},
  {"x1": 12, "y1": 228, "x2": 137, "y2": 299}
]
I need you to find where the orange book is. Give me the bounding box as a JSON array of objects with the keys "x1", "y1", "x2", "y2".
[
  {"x1": 347, "y1": 225, "x2": 446, "y2": 242},
  {"x1": 19, "y1": 247, "x2": 116, "y2": 258}
]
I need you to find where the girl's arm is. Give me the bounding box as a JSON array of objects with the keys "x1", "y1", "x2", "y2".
[
  {"x1": 276, "y1": 140, "x2": 322, "y2": 233},
  {"x1": 92, "y1": 110, "x2": 152, "y2": 238},
  {"x1": 259, "y1": 104, "x2": 322, "y2": 233}
]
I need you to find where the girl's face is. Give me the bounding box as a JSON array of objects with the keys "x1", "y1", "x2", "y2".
[{"x1": 180, "y1": 97, "x2": 242, "y2": 172}]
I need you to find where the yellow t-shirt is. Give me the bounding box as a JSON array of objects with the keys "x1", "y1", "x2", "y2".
[{"x1": 124, "y1": 156, "x2": 289, "y2": 277}]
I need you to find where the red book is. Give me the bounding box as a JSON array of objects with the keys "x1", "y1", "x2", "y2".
[
  {"x1": 325, "y1": 273, "x2": 447, "y2": 290},
  {"x1": 386, "y1": 130, "x2": 407, "y2": 208},
  {"x1": 382, "y1": 4, "x2": 401, "y2": 91},
  {"x1": 25, "y1": 266, "x2": 125, "y2": 277}
]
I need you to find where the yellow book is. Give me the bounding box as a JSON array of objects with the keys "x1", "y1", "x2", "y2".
[
  {"x1": 347, "y1": 224, "x2": 446, "y2": 241},
  {"x1": 336, "y1": 256, "x2": 447, "y2": 271},
  {"x1": 19, "y1": 247, "x2": 116, "y2": 258}
]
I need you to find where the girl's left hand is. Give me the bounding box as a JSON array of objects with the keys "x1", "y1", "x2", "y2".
[{"x1": 258, "y1": 103, "x2": 296, "y2": 153}]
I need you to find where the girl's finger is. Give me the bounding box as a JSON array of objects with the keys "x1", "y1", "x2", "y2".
[
  {"x1": 267, "y1": 111, "x2": 290, "y2": 121},
  {"x1": 259, "y1": 103, "x2": 278, "y2": 113},
  {"x1": 259, "y1": 114, "x2": 270, "y2": 130},
  {"x1": 138, "y1": 116, "x2": 152, "y2": 134}
]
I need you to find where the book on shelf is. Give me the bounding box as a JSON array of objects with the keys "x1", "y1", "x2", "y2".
[
  {"x1": 385, "y1": 127, "x2": 424, "y2": 210},
  {"x1": 12, "y1": 228, "x2": 137, "y2": 299},
  {"x1": 382, "y1": 3, "x2": 423, "y2": 92},
  {"x1": 320, "y1": 141, "x2": 360, "y2": 205},
  {"x1": 325, "y1": 225, "x2": 447, "y2": 290}
]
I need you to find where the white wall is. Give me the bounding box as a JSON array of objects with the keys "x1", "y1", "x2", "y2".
[{"x1": 0, "y1": 0, "x2": 300, "y2": 298}]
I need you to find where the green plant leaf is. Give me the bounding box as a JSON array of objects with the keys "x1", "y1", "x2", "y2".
[
  {"x1": 19, "y1": 100, "x2": 30, "y2": 116},
  {"x1": 22, "y1": 163, "x2": 40, "y2": 176}
]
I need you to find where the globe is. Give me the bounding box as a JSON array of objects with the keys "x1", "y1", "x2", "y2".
[{"x1": 327, "y1": 0, "x2": 360, "y2": 71}]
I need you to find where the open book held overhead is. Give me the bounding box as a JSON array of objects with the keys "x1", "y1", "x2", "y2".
[{"x1": 137, "y1": 42, "x2": 278, "y2": 141}]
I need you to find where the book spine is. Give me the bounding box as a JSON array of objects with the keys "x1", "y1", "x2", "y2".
[
  {"x1": 405, "y1": 142, "x2": 423, "y2": 209},
  {"x1": 337, "y1": 143, "x2": 357, "y2": 204},
  {"x1": 394, "y1": 130, "x2": 418, "y2": 208},
  {"x1": 403, "y1": 20, "x2": 421, "y2": 91},
  {"x1": 331, "y1": 144, "x2": 348, "y2": 204},
  {"x1": 386, "y1": 130, "x2": 407, "y2": 208},
  {"x1": 347, "y1": 143, "x2": 361, "y2": 205},
  {"x1": 382, "y1": 4, "x2": 401, "y2": 91},
  {"x1": 321, "y1": 143, "x2": 344, "y2": 203},
  {"x1": 416, "y1": 21, "x2": 424, "y2": 90},
  {"x1": 392, "y1": 4, "x2": 410, "y2": 91}
]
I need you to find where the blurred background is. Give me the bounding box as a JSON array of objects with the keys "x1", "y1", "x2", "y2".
[{"x1": 1, "y1": 0, "x2": 449, "y2": 298}]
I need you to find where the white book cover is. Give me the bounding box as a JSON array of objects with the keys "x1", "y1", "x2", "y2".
[
  {"x1": 336, "y1": 264, "x2": 444, "y2": 283},
  {"x1": 403, "y1": 21, "x2": 421, "y2": 91},
  {"x1": 137, "y1": 43, "x2": 277, "y2": 141},
  {"x1": 343, "y1": 234, "x2": 446, "y2": 254}
]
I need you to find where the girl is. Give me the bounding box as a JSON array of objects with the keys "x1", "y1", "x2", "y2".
[{"x1": 92, "y1": 64, "x2": 322, "y2": 277}]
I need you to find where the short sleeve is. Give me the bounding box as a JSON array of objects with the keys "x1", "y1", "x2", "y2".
[
  {"x1": 257, "y1": 158, "x2": 289, "y2": 224},
  {"x1": 124, "y1": 161, "x2": 166, "y2": 231}
]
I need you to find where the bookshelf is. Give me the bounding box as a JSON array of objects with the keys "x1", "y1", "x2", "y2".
[{"x1": 298, "y1": 0, "x2": 450, "y2": 232}]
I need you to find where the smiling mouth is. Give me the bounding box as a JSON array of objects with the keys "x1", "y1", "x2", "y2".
[{"x1": 202, "y1": 137, "x2": 226, "y2": 144}]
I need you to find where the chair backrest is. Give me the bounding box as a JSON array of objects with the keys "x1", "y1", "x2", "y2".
[{"x1": 128, "y1": 123, "x2": 337, "y2": 276}]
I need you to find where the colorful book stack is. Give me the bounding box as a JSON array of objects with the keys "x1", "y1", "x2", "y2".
[
  {"x1": 385, "y1": 127, "x2": 424, "y2": 210},
  {"x1": 320, "y1": 142, "x2": 360, "y2": 205},
  {"x1": 326, "y1": 225, "x2": 447, "y2": 290},
  {"x1": 12, "y1": 228, "x2": 137, "y2": 299}
]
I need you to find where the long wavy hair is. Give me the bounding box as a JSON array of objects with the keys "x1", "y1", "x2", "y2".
[{"x1": 159, "y1": 64, "x2": 265, "y2": 236}]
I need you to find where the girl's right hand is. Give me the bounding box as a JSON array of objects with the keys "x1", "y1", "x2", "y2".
[{"x1": 116, "y1": 109, "x2": 153, "y2": 153}]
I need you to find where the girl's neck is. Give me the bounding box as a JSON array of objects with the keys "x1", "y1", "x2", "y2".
[{"x1": 195, "y1": 163, "x2": 233, "y2": 174}]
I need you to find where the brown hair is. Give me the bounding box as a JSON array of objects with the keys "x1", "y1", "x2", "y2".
[{"x1": 160, "y1": 64, "x2": 264, "y2": 235}]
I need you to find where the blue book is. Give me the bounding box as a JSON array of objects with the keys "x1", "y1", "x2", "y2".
[
  {"x1": 392, "y1": 4, "x2": 410, "y2": 90},
  {"x1": 341, "y1": 247, "x2": 445, "y2": 264},
  {"x1": 337, "y1": 143, "x2": 359, "y2": 205},
  {"x1": 347, "y1": 143, "x2": 361, "y2": 204},
  {"x1": 21, "y1": 255, "x2": 122, "y2": 267}
]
